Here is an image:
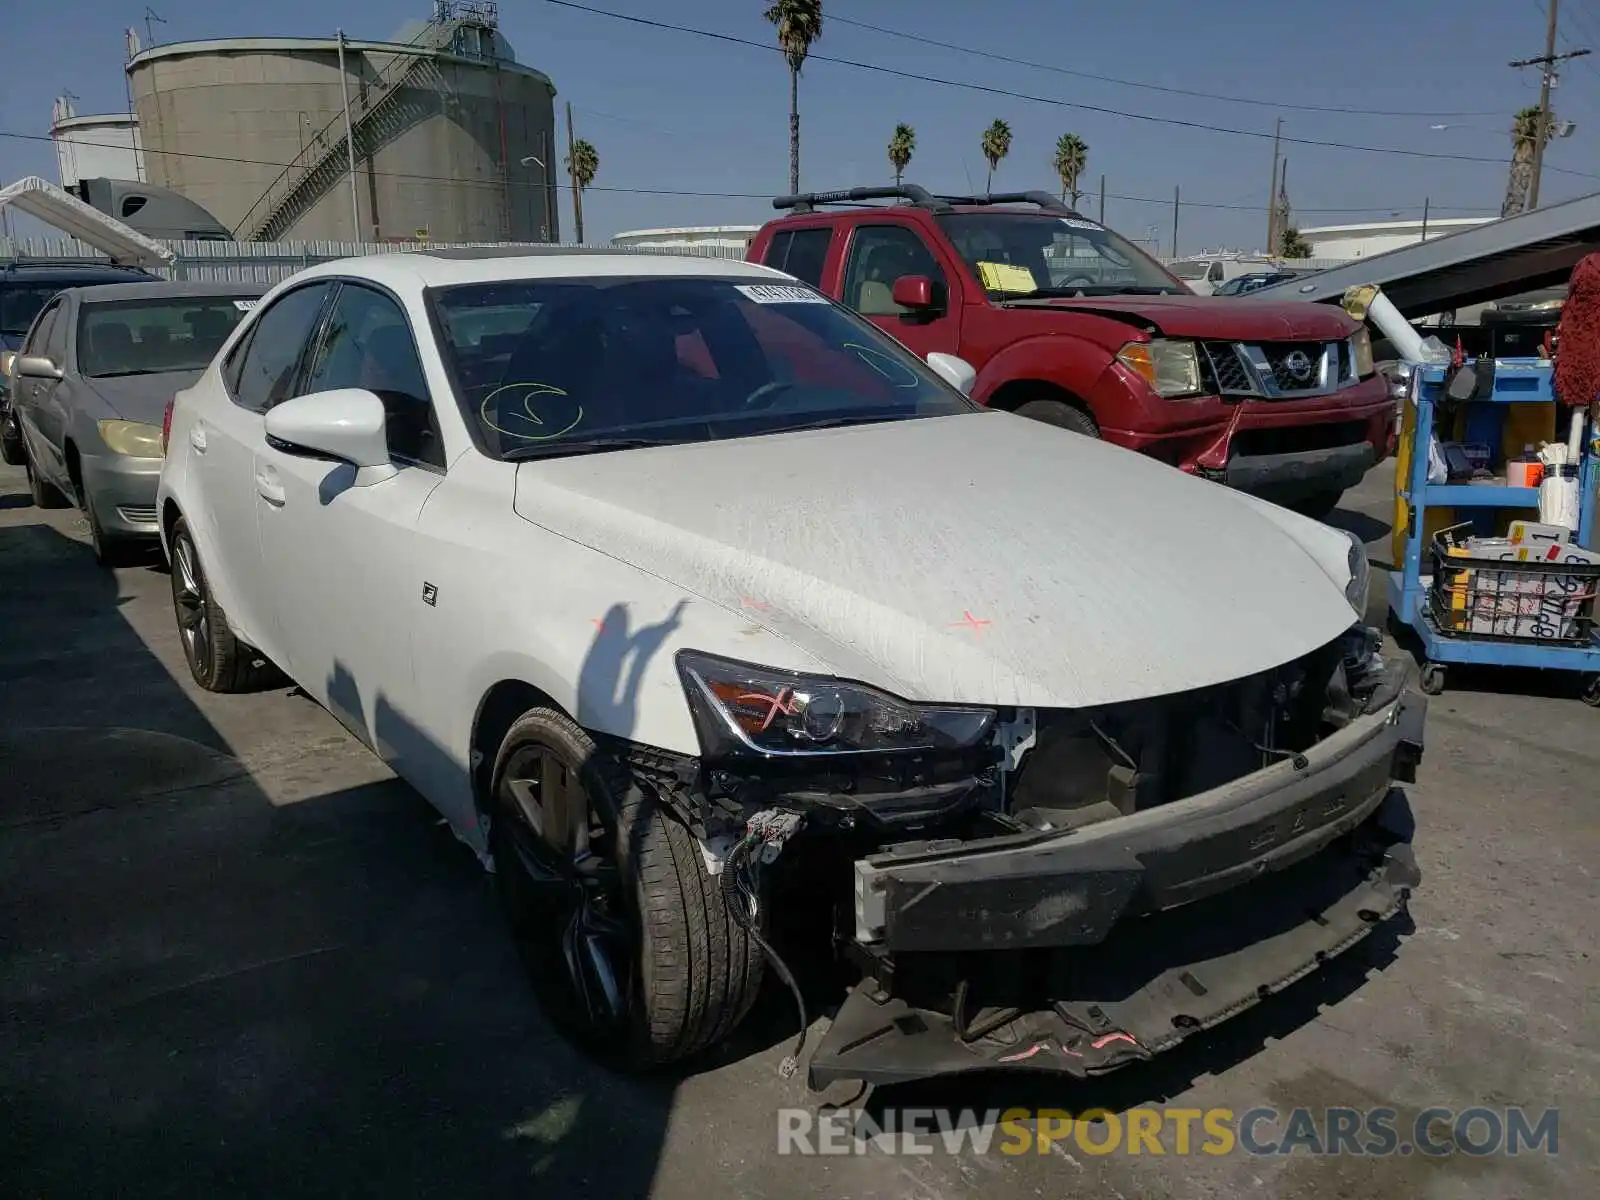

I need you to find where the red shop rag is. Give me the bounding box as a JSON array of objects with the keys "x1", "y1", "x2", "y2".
[{"x1": 1553, "y1": 251, "x2": 1600, "y2": 407}]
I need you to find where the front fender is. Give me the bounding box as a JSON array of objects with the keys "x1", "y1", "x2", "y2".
[{"x1": 971, "y1": 334, "x2": 1118, "y2": 410}]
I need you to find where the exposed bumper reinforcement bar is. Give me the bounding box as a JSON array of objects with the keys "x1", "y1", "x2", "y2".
[
  {"x1": 809, "y1": 799, "x2": 1419, "y2": 1090},
  {"x1": 854, "y1": 689, "x2": 1424, "y2": 953}
]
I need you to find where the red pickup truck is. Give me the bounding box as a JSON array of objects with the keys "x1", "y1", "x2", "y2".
[{"x1": 745, "y1": 186, "x2": 1392, "y2": 516}]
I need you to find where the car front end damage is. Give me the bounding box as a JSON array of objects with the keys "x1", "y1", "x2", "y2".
[{"x1": 618, "y1": 621, "x2": 1424, "y2": 1089}]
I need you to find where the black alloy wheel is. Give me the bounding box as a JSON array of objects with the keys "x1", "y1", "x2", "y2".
[
  {"x1": 492, "y1": 738, "x2": 635, "y2": 1051},
  {"x1": 170, "y1": 524, "x2": 214, "y2": 683}
]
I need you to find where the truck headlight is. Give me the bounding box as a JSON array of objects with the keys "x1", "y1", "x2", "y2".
[
  {"x1": 1351, "y1": 326, "x2": 1375, "y2": 378},
  {"x1": 676, "y1": 650, "x2": 995, "y2": 759},
  {"x1": 1116, "y1": 338, "x2": 1202, "y2": 397},
  {"x1": 1343, "y1": 528, "x2": 1371, "y2": 618},
  {"x1": 98, "y1": 419, "x2": 164, "y2": 458}
]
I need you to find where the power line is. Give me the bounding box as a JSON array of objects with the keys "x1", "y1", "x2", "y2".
[
  {"x1": 830, "y1": 13, "x2": 1507, "y2": 119},
  {"x1": 538, "y1": 0, "x2": 1600, "y2": 180},
  {"x1": 0, "y1": 128, "x2": 1500, "y2": 216}
]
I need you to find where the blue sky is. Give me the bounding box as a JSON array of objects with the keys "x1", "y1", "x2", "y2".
[{"x1": 4, "y1": 0, "x2": 1599, "y2": 250}]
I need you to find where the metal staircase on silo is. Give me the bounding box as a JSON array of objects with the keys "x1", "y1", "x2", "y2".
[{"x1": 235, "y1": 49, "x2": 447, "y2": 243}]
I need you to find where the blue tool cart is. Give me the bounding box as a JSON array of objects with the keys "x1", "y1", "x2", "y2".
[{"x1": 1386, "y1": 357, "x2": 1600, "y2": 704}]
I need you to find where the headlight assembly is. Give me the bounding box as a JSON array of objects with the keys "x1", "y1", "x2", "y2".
[
  {"x1": 675, "y1": 650, "x2": 995, "y2": 759},
  {"x1": 1351, "y1": 326, "x2": 1375, "y2": 378},
  {"x1": 1343, "y1": 528, "x2": 1371, "y2": 618},
  {"x1": 1115, "y1": 338, "x2": 1203, "y2": 398},
  {"x1": 97, "y1": 419, "x2": 164, "y2": 458}
]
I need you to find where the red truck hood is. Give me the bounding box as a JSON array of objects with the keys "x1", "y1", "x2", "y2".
[{"x1": 1018, "y1": 294, "x2": 1356, "y2": 341}]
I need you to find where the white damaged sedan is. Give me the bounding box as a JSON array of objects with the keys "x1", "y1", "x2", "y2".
[{"x1": 157, "y1": 249, "x2": 1425, "y2": 1087}]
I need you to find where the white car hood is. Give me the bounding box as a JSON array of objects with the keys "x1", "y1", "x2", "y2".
[{"x1": 511, "y1": 412, "x2": 1359, "y2": 708}]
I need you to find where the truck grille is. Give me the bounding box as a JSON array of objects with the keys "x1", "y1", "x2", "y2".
[{"x1": 1199, "y1": 338, "x2": 1359, "y2": 399}]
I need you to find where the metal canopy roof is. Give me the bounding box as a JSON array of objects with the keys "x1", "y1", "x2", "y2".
[
  {"x1": 1257, "y1": 189, "x2": 1600, "y2": 316},
  {"x1": 0, "y1": 176, "x2": 175, "y2": 268}
]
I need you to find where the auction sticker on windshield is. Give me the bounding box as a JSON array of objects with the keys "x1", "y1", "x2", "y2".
[{"x1": 736, "y1": 284, "x2": 831, "y2": 305}]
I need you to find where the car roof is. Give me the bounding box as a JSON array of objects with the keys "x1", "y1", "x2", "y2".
[
  {"x1": 68, "y1": 281, "x2": 269, "y2": 304},
  {"x1": 1, "y1": 261, "x2": 158, "y2": 283},
  {"x1": 280, "y1": 249, "x2": 790, "y2": 293}
]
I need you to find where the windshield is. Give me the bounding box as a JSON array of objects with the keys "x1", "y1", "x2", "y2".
[
  {"x1": 1168, "y1": 261, "x2": 1212, "y2": 281},
  {"x1": 430, "y1": 276, "x2": 979, "y2": 460},
  {"x1": 936, "y1": 213, "x2": 1185, "y2": 297},
  {"x1": 78, "y1": 296, "x2": 253, "y2": 377}
]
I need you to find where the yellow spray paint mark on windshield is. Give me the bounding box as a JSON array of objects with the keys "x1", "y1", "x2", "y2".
[
  {"x1": 976, "y1": 261, "x2": 1038, "y2": 293},
  {"x1": 480, "y1": 381, "x2": 583, "y2": 441}
]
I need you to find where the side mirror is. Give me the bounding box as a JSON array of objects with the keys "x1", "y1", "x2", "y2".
[
  {"x1": 265, "y1": 388, "x2": 391, "y2": 469},
  {"x1": 15, "y1": 354, "x2": 64, "y2": 380},
  {"x1": 892, "y1": 275, "x2": 938, "y2": 311},
  {"x1": 926, "y1": 352, "x2": 977, "y2": 396},
  {"x1": 1445, "y1": 364, "x2": 1478, "y2": 401}
]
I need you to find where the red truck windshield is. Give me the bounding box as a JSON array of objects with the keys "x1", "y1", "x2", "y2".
[{"x1": 934, "y1": 212, "x2": 1185, "y2": 298}]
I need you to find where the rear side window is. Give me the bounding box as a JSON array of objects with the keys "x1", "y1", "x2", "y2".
[
  {"x1": 762, "y1": 227, "x2": 832, "y2": 287},
  {"x1": 226, "y1": 284, "x2": 332, "y2": 413}
]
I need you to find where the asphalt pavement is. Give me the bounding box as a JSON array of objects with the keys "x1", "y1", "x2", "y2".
[{"x1": 1, "y1": 458, "x2": 1595, "y2": 1199}]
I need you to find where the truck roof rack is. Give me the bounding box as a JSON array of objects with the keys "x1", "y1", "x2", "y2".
[{"x1": 773, "y1": 185, "x2": 1082, "y2": 218}]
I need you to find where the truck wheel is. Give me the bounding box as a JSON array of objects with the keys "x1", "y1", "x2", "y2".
[
  {"x1": 1015, "y1": 398, "x2": 1100, "y2": 438},
  {"x1": 490, "y1": 706, "x2": 763, "y2": 1070},
  {"x1": 1289, "y1": 489, "x2": 1344, "y2": 520}
]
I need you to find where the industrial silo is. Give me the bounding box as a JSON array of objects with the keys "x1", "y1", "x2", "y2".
[{"x1": 126, "y1": 3, "x2": 559, "y2": 244}]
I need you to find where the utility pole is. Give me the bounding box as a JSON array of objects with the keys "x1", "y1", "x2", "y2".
[
  {"x1": 337, "y1": 30, "x2": 362, "y2": 242},
  {"x1": 566, "y1": 100, "x2": 584, "y2": 245},
  {"x1": 1098, "y1": 173, "x2": 1105, "y2": 224},
  {"x1": 1171, "y1": 185, "x2": 1180, "y2": 258},
  {"x1": 1511, "y1": 1, "x2": 1590, "y2": 210},
  {"x1": 1421, "y1": 196, "x2": 1430, "y2": 240},
  {"x1": 1266, "y1": 116, "x2": 1282, "y2": 253}
]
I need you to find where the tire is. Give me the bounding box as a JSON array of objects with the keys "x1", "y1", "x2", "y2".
[
  {"x1": 490, "y1": 706, "x2": 763, "y2": 1071},
  {"x1": 84, "y1": 492, "x2": 139, "y2": 569},
  {"x1": 1287, "y1": 489, "x2": 1344, "y2": 521},
  {"x1": 168, "y1": 516, "x2": 280, "y2": 693},
  {"x1": 1015, "y1": 397, "x2": 1100, "y2": 437},
  {"x1": 0, "y1": 418, "x2": 23, "y2": 467},
  {"x1": 24, "y1": 449, "x2": 69, "y2": 509},
  {"x1": 1419, "y1": 662, "x2": 1446, "y2": 696}
]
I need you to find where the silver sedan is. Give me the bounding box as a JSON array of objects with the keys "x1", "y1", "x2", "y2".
[{"x1": 9, "y1": 281, "x2": 264, "y2": 565}]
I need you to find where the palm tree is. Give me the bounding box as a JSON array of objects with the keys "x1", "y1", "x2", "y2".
[
  {"x1": 1279, "y1": 227, "x2": 1313, "y2": 259},
  {"x1": 566, "y1": 138, "x2": 599, "y2": 244},
  {"x1": 980, "y1": 119, "x2": 1012, "y2": 193},
  {"x1": 1052, "y1": 133, "x2": 1088, "y2": 207},
  {"x1": 888, "y1": 123, "x2": 916, "y2": 189},
  {"x1": 765, "y1": 0, "x2": 824, "y2": 195},
  {"x1": 1503, "y1": 105, "x2": 1549, "y2": 217}
]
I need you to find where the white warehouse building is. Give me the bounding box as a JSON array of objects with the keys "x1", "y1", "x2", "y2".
[
  {"x1": 610, "y1": 225, "x2": 758, "y2": 257},
  {"x1": 1298, "y1": 216, "x2": 1493, "y2": 260}
]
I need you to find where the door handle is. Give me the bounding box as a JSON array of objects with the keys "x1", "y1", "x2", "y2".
[
  {"x1": 256, "y1": 466, "x2": 285, "y2": 506},
  {"x1": 189, "y1": 423, "x2": 208, "y2": 453}
]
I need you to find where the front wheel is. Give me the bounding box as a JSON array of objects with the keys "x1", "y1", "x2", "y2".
[
  {"x1": 1015, "y1": 397, "x2": 1100, "y2": 438},
  {"x1": 85, "y1": 492, "x2": 139, "y2": 568},
  {"x1": 24, "y1": 451, "x2": 69, "y2": 509},
  {"x1": 490, "y1": 706, "x2": 763, "y2": 1070}
]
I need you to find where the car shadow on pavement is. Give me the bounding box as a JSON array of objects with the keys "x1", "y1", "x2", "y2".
[
  {"x1": 1325, "y1": 506, "x2": 1391, "y2": 550},
  {"x1": 0, "y1": 521, "x2": 674, "y2": 1198}
]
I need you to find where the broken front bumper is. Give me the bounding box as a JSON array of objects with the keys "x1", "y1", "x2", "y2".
[{"x1": 808, "y1": 688, "x2": 1425, "y2": 1089}]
